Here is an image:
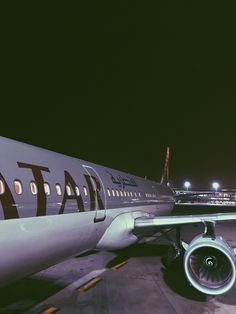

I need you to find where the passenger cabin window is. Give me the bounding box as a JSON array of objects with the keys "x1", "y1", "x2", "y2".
[
  {"x1": 14, "y1": 180, "x2": 23, "y2": 195},
  {"x1": 112, "y1": 189, "x2": 115, "y2": 196},
  {"x1": 139, "y1": 192, "x2": 141, "y2": 198},
  {"x1": 56, "y1": 183, "x2": 62, "y2": 196},
  {"x1": 83, "y1": 186, "x2": 88, "y2": 196},
  {"x1": 123, "y1": 191, "x2": 126, "y2": 197},
  {"x1": 130, "y1": 192, "x2": 133, "y2": 197},
  {"x1": 30, "y1": 181, "x2": 38, "y2": 195},
  {"x1": 0, "y1": 180, "x2": 5, "y2": 195},
  {"x1": 127, "y1": 191, "x2": 130, "y2": 197},
  {"x1": 75, "y1": 186, "x2": 80, "y2": 196},
  {"x1": 66, "y1": 185, "x2": 72, "y2": 196},
  {"x1": 120, "y1": 190, "x2": 123, "y2": 197},
  {"x1": 44, "y1": 183, "x2": 50, "y2": 195},
  {"x1": 134, "y1": 192, "x2": 137, "y2": 197},
  {"x1": 116, "y1": 189, "x2": 119, "y2": 197},
  {"x1": 107, "y1": 188, "x2": 111, "y2": 197}
]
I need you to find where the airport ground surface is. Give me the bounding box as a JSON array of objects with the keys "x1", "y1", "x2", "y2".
[{"x1": 1, "y1": 209, "x2": 236, "y2": 313}]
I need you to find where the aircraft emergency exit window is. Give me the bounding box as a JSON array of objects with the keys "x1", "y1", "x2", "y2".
[
  {"x1": 14, "y1": 180, "x2": 23, "y2": 195},
  {"x1": 44, "y1": 183, "x2": 50, "y2": 195},
  {"x1": 0, "y1": 180, "x2": 5, "y2": 195},
  {"x1": 30, "y1": 181, "x2": 38, "y2": 195},
  {"x1": 75, "y1": 186, "x2": 80, "y2": 196},
  {"x1": 83, "y1": 186, "x2": 88, "y2": 196},
  {"x1": 112, "y1": 189, "x2": 115, "y2": 196},
  {"x1": 56, "y1": 183, "x2": 62, "y2": 196},
  {"x1": 66, "y1": 185, "x2": 72, "y2": 196},
  {"x1": 107, "y1": 188, "x2": 111, "y2": 196}
]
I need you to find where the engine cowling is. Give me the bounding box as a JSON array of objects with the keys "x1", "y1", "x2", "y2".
[{"x1": 184, "y1": 235, "x2": 236, "y2": 295}]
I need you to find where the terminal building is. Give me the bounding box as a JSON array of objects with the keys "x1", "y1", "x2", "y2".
[{"x1": 174, "y1": 189, "x2": 236, "y2": 206}]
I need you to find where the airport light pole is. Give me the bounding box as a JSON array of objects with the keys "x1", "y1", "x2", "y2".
[
  {"x1": 184, "y1": 181, "x2": 191, "y2": 191},
  {"x1": 212, "y1": 182, "x2": 220, "y2": 192}
]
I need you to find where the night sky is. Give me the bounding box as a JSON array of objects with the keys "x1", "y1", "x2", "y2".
[{"x1": 1, "y1": 3, "x2": 236, "y2": 189}]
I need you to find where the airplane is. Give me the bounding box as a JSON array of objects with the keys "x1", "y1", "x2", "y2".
[{"x1": 0, "y1": 136, "x2": 236, "y2": 296}]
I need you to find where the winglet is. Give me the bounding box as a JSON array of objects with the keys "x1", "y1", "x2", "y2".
[{"x1": 161, "y1": 146, "x2": 170, "y2": 186}]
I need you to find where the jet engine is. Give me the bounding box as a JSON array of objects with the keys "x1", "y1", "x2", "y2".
[{"x1": 184, "y1": 235, "x2": 236, "y2": 295}]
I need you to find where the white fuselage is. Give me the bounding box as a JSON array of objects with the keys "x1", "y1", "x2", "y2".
[{"x1": 0, "y1": 137, "x2": 175, "y2": 285}]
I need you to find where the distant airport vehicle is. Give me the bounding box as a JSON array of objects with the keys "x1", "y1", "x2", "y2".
[{"x1": 0, "y1": 137, "x2": 236, "y2": 295}]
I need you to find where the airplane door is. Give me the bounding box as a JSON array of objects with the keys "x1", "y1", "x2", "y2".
[{"x1": 83, "y1": 165, "x2": 107, "y2": 222}]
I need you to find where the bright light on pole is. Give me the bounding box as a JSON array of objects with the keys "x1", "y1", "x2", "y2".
[
  {"x1": 184, "y1": 181, "x2": 191, "y2": 191},
  {"x1": 212, "y1": 182, "x2": 219, "y2": 192}
]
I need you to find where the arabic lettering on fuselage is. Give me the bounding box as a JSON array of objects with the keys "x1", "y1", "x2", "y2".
[{"x1": 107, "y1": 172, "x2": 137, "y2": 188}]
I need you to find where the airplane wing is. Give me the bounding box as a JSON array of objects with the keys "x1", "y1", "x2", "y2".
[{"x1": 134, "y1": 212, "x2": 236, "y2": 230}]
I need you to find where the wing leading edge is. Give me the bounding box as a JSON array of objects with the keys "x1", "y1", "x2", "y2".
[{"x1": 134, "y1": 212, "x2": 236, "y2": 230}]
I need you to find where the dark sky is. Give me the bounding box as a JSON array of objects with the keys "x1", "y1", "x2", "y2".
[{"x1": 1, "y1": 2, "x2": 236, "y2": 189}]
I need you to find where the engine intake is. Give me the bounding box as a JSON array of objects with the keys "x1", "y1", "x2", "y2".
[{"x1": 184, "y1": 235, "x2": 236, "y2": 295}]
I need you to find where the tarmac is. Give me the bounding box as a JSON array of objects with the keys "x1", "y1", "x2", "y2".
[{"x1": 1, "y1": 211, "x2": 236, "y2": 313}]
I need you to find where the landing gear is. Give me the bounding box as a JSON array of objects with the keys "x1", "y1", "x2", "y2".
[{"x1": 161, "y1": 226, "x2": 184, "y2": 268}]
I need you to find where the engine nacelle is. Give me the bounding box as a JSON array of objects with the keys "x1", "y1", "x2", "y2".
[{"x1": 184, "y1": 235, "x2": 236, "y2": 295}]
